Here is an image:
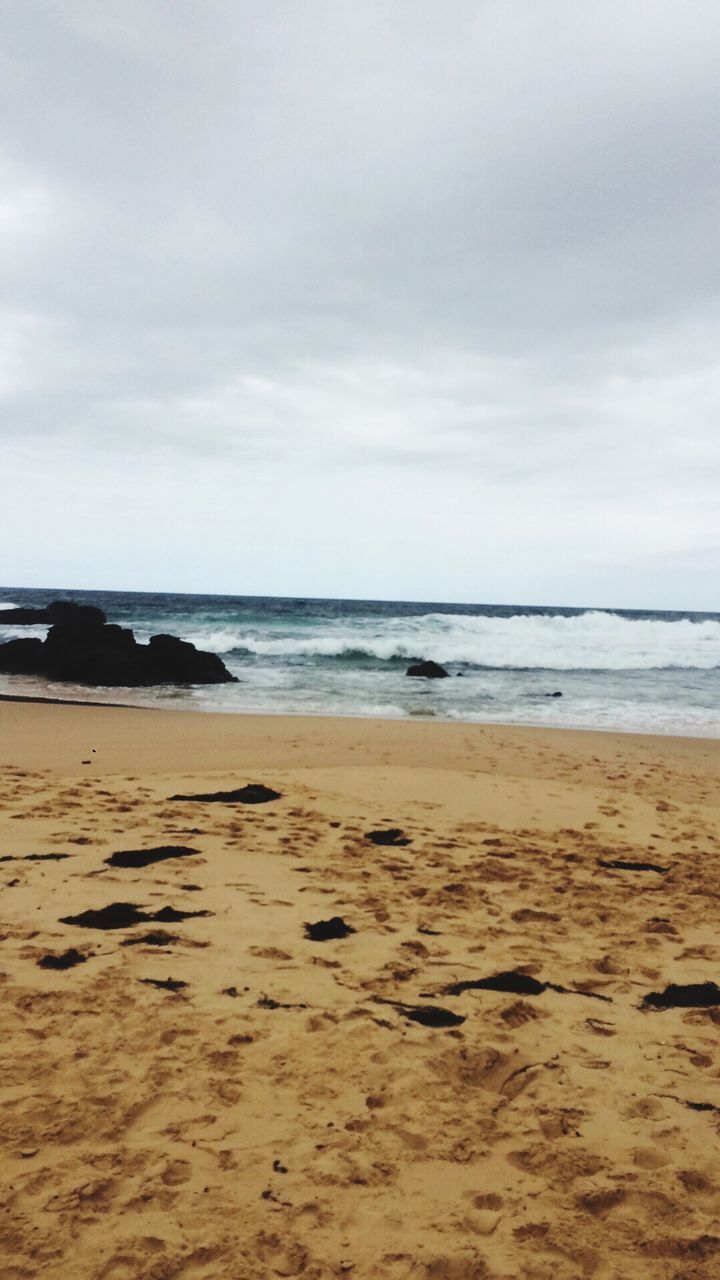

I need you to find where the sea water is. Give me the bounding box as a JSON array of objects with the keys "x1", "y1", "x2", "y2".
[{"x1": 1, "y1": 587, "x2": 719, "y2": 737}]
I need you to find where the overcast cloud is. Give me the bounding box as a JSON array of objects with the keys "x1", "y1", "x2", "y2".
[{"x1": 2, "y1": 0, "x2": 720, "y2": 607}]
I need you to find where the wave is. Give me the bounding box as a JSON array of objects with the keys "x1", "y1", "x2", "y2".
[
  {"x1": 0, "y1": 602, "x2": 18, "y2": 610},
  {"x1": 175, "y1": 610, "x2": 720, "y2": 672}
]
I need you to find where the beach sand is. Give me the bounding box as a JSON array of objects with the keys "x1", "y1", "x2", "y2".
[{"x1": 1, "y1": 701, "x2": 719, "y2": 1279}]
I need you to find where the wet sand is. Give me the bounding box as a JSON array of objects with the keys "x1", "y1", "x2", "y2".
[{"x1": 1, "y1": 701, "x2": 719, "y2": 1279}]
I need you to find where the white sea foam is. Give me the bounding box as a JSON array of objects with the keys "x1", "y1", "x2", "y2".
[
  {"x1": 0, "y1": 624, "x2": 47, "y2": 641},
  {"x1": 0, "y1": 602, "x2": 18, "y2": 610},
  {"x1": 178, "y1": 610, "x2": 720, "y2": 671}
]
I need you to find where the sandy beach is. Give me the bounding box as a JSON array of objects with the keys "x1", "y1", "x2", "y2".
[{"x1": 2, "y1": 701, "x2": 719, "y2": 1279}]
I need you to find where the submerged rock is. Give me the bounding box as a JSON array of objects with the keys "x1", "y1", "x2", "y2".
[{"x1": 405, "y1": 660, "x2": 450, "y2": 679}]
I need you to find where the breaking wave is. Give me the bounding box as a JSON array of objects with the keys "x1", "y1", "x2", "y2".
[{"x1": 177, "y1": 610, "x2": 720, "y2": 672}]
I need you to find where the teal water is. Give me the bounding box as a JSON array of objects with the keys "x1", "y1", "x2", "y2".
[{"x1": 1, "y1": 587, "x2": 719, "y2": 736}]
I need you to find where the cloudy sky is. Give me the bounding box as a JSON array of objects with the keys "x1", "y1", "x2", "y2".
[{"x1": 2, "y1": 1, "x2": 719, "y2": 608}]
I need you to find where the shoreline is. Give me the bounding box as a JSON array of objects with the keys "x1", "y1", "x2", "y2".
[
  {"x1": 1, "y1": 687, "x2": 718, "y2": 743},
  {"x1": 2, "y1": 699, "x2": 720, "y2": 778}
]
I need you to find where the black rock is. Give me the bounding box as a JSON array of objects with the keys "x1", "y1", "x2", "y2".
[
  {"x1": 3, "y1": 601, "x2": 106, "y2": 627},
  {"x1": 0, "y1": 638, "x2": 45, "y2": 673},
  {"x1": 0, "y1": 600, "x2": 236, "y2": 687},
  {"x1": 545, "y1": 691, "x2": 563, "y2": 698},
  {"x1": 144, "y1": 634, "x2": 234, "y2": 685},
  {"x1": 405, "y1": 661, "x2": 450, "y2": 679}
]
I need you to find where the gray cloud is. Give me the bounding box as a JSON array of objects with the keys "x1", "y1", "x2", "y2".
[{"x1": 1, "y1": 0, "x2": 719, "y2": 607}]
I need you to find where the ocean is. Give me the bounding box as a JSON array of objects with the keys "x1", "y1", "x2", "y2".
[{"x1": 1, "y1": 587, "x2": 719, "y2": 737}]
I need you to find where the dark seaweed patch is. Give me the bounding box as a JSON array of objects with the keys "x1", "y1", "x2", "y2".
[
  {"x1": 60, "y1": 902, "x2": 150, "y2": 929},
  {"x1": 152, "y1": 905, "x2": 211, "y2": 923},
  {"x1": 642, "y1": 982, "x2": 720, "y2": 1011},
  {"x1": 105, "y1": 846, "x2": 200, "y2": 869},
  {"x1": 445, "y1": 970, "x2": 611, "y2": 1003},
  {"x1": 38, "y1": 948, "x2": 90, "y2": 970},
  {"x1": 139, "y1": 977, "x2": 188, "y2": 992},
  {"x1": 365, "y1": 829, "x2": 411, "y2": 846},
  {"x1": 169, "y1": 784, "x2": 281, "y2": 804},
  {"x1": 257, "y1": 995, "x2": 308, "y2": 1010},
  {"x1": 121, "y1": 931, "x2": 179, "y2": 947},
  {"x1": 447, "y1": 971, "x2": 547, "y2": 997},
  {"x1": 598, "y1": 858, "x2": 669, "y2": 874},
  {"x1": 26, "y1": 853, "x2": 72, "y2": 861},
  {"x1": 304, "y1": 916, "x2": 356, "y2": 942},
  {"x1": 655, "y1": 1092, "x2": 720, "y2": 1114},
  {"x1": 0, "y1": 853, "x2": 72, "y2": 863},
  {"x1": 405, "y1": 1006, "x2": 465, "y2": 1028},
  {"x1": 59, "y1": 902, "x2": 212, "y2": 930}
]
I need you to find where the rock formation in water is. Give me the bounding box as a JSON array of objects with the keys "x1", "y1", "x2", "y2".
[
  {"x1": 2, "y1": 600, "x2": 106, "y2": 627},
  {"x1": 0, "y1": 601, "x2": 236, "y2": 686},
  {"x1": 405, "y1": 660, "x2": 450, "y2": 679}
]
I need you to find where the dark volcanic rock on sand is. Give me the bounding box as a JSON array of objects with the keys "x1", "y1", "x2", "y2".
[{"x1": 0, "y1": 600, "x2": 236, "y2": 686}]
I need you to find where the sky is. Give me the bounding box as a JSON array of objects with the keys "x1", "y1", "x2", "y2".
[{"x1": 2, "y1": 0, "x2": 720, "y2": 609}]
